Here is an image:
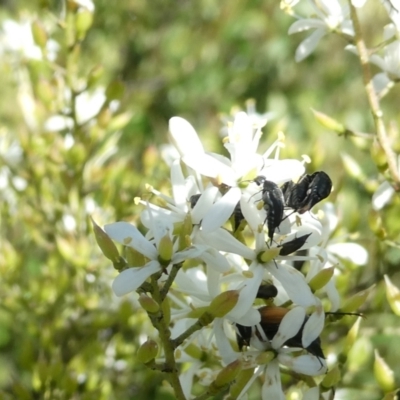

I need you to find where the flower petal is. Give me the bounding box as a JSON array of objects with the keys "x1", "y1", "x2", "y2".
[
  {"x1": 278, "y1": 353, "x2": 327, "y2": 376},
  {"x1": 261, "y1": 361, "x2": 285, "y2": 400},
  {"x1": 182, "y1": 153, "x2": 236, "y2": 186},
  {"x1": 228, "y1": 263, "x2": 264, "y2": 320},
  {"x1": 327, "y1": 242, "x2": 368, "y2": 265},
  {"x1": 269, "y1": 265, "x2": 316, "y2": 307},
  {"x1": 302, "y1": 307, "x2": 325, "y2": 348},
  {"x1": 295, "y1": 28, "x2": 326, "y2": 62},
  {"x1": 214, "y1": 319, "x2": 238, "y2": 365},
  {"x1": 288, "y1": 19, "x2": 326, "y2": 34},
  {"x1": 201, "y1": 187, "x2": 241, "y2": 233},
  {"x1": 170, "y1": 159, "x2": 188, "y2": 209},
  {"x1": 169, "y1": 117, "x2": 205, "y2": 157},
  {"x1": 104, "y1": 221, "x2": 158, "y2": 259},
  {"x1": 196, "y1": 228, "x2": 255, "y2": 260},
  {"x1": 372, "y1": 181, "x2": 395, "y2": 210},
  {"x1": 272, "y1": 306, "x2": 306, "y2": 349},
  {"x1": 190, "y1": 186, "x2": 219, "y2": 225},
  {"x1": 112, "y1": 261, "x2": 161, "y2": 296}
]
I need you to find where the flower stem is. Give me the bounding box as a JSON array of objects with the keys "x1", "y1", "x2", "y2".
[
  {"x1": 348, "y1": 1, "x2": 400, "y2": 191},
  {"x1": 160, "y1": 262, "x2": 182, "y2": 301},
  {"x1": 150, "y1": 276, "x2": 186, "y2": 400},
  {"x1": 172, "y1": 312, "x2": 214, "y2": 348}
]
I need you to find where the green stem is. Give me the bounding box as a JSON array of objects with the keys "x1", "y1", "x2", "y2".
[
  {"x1": 150, "y1": 276, "x2": 186, "y2": 400},
  {"x1": 172, "y1": 312, "x2": 213, "y2": 348},
  {"x1": 348, "y1": 2, "x2": 400, "y2": 191},
  {"x1": 160, "y1": 262, "x2": 182, "y2": 300}
]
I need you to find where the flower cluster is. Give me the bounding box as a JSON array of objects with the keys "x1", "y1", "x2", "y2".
[{"x1": 99, "y1": 111, "x2": 353, "y2": 399}]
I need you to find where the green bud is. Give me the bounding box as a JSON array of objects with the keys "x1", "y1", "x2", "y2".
[
  {"x1": 258, "y1": 248, "x2": 280, "y2": 263},
  {"x1": 75, "y1": 9, "x2": 93, "y2": 41},
  {"x1": 186, "y1": 306, "x2": 209, "y2": 319},
  {"x1": 92, "y1": 218, "x2": 120, "y2": 262},
  {"x1": 31, "y1": 20, "x2": 47, "y2": 49},
  {"x1": 311, "y1": 108, "x2": 346, "y2": 135},
  {"x1": 344, "y1": 317, "x2": 362, "y2": 353},
  {"x1": 125, "y1": 246, "x2": 147, "y2": 267},
  {"x1": 368, "y1": 209, "x2": 386, "y2": 239},
  {"x1": 371, "y1": 139, "x2": 388, "y2": 172},
  {"x1": 309, "y1": 267, "x2": 335, "y2": 291},
  {"x1": 341, "y1": 287, "x2": 372, "y2": 313},
  {"x1": 341, "y1": 153, "x2": 366, "y2": 181},
  {"x1": 255, "y1": 350, "x2": 275, "y2": 365},
  {"x1": 179, "y1": 214, "x2": 193, "y2": 251},
  {"x1": 229, "y1": 368, "x2": 255, "y2": 399},
  {"x1": 183, "y1": 343, "x2": 203, "y2": 360},
  {"x1": 321, "y1": 365, "x2": 341, "y2": 389},
  {"x1": 137, "y1": 339, "x2": 158, "y2": 364},
  {"x1": 374, "y1": 350, "x2": 395, "y2": 392},
  {"x1": 384, "y1": 275, "x2": 400, "y2": 316},
  {"x1": 208, "y1": 290, "x2": 239, "y2": 318},
  {"x1": 138, "y1": 294, "x2": 159, "y2": 314},
  {"x1": 211, "y1": 360, "x2": 242, "y2": 391},
  {"x1": 158, "y1": 234, "x2": 173, "y2": 265}
]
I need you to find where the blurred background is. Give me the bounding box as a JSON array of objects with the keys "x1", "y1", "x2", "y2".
[{"x1": 0, "y1": 0, "x2": 399, "y2": 399}]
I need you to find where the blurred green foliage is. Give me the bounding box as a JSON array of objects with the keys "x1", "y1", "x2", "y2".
[{"x1": 0, "y1": 0, "x2": 399, "y2": 399}]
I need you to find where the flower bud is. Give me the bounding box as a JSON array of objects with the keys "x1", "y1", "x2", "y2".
[
  {"x1": 229, "y1": 368, "x2": 254, "y2": 399},
  {"x1": 341, "y1": 287, "x2": 371, "y2": 313},
  {"x1": 309, "y1": 267, "x2": 334, "y2": 291},
  {"x1": 344, "y1": 317, "x2": 362, "y2": 353},
  {"x1": 384, "y1": 275, "x2": 400, "y2": 316},
  {"x1": 92, "y1": 218, "x2": 120, "y2": 262},
  {"x1": 258, "y1": 248, "x2": 280, "y2": 264},
  {"x1": 183, "y1": 343, "x2": 203, "y2": 360},
  {"x1": 158, "y1": 234, "x2": 173, "y2": 266},
  {"x1": 210, "y1": 360, "x2": 242, "y2": 392},
  {"x1": 31, "y1": 20, "x2": 47, "y2": 50},
  {"x1": 137, "y1": 339, "x2": 158, "y2": 364},
  {"x1": 75, "y1": 9, "x2": 93, "y2": 40},
  {"x1": 341, "y1": 153, "x2": 366, "y2": 181},
  {"x1": 208, "y1": 290, "x2": 239, "y2": 318},
  {"x1": 311, "y1": 108, "x2": 346, "y2": 135},
  {"x1": 186, "y1": 306, "x2": 209, "y2": 319},
  {"x1": 255, "y1": 350, "x2": 275, "y2": 365},
  {"x1": 371, "y1": 139, "x2": 388, "y2": 172},
  {"x1": 138, "y1": 294, "x2": 159, "y2": 314},
  {"x1": 179, "y1": 214, "x2": 193, "y2": 251},
  {"x1": 321, "y1": 365, "x2": 341, "y2": 389},
  {"x1": 374, "y1": 350, "x2": 395, "y2": 392},
  {"x1": 368, "y1": 209, "x2": 386, "y2": 239}
]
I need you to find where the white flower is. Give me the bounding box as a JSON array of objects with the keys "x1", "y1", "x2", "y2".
[
  {"x1": 381, "y1": 0, "x2": 400, "y2": 32},
  {"x1": 215, "y1": 304, "x2": 327, "y2": 400},
  {"x1": 372, "y1": 181, "x2": 396, "y2": 210},
  {"x1": 288, "y1": 0, "x2": 354, "y2": 62},
  {"x1": 370, "y1": 40, "x2": 400, "y2": 93},
  {"x1": 105, "y1": 219, "x2": 207, "y2": 296},
  {"x1": 0, "y1": 19, "x2": 58, "y2": 61}
]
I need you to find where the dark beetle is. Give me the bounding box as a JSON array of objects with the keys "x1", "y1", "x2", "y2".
[
  {"x1": 283, "y1": 171, "x2": 332, "y2": 214},
  {"x1": 278, "y1": 233, "x2": 312, "y2": 256},
  {"x1": 254, "y1": 176, "x2": 285, "y2": 244},
  {"x1": 189, "y1": 194, "x2": 202, "y2": 209}
]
